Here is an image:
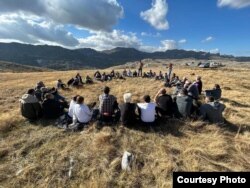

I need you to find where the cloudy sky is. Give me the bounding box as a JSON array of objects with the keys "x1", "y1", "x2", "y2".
[{"x1": 0, "y1": 0, "x2": 250, "y2": 56}]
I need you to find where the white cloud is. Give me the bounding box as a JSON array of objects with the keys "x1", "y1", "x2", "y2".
[
  {"x1": 78, "y1": 30, "x2": 141, "y2": 51},
  {"x1": 78, "y1": 30, "x2": 180, "y2": 52},
  {"x1": 0, "y1": 0, "x2": 124, "y2": 47},
  {"x1": 158, "y1": 40, "x2": 178, "y2": 51},
  {"x1": 210, "y1": 48, "x2": 220, "y2": 53},
  {"x1": 0, "y1": 14, "x2": 79, "y2": 46},
  {"x1": 0, "y1": 0, "x2": 123, "y2": 31},
  {"x1": 202, "y1": 36, "x2": 214, "y2": 42},
  {"x1": 217, "y1": 0, "x2": 250, "y2": 8},
  {"x1": 178, "y1": 39, "x2": 187, "y2": 44},
  {"x1": 140, "y1": 0, "x2": 169, "y2": 30},
  {"x1": 141, "y1": 32, "x2": 161, "y2": 37},
  {"x1": 187, "y1": 48, "x2": 220, "y2": 54}
]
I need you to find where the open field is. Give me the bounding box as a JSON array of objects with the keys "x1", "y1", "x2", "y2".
[{"x1": 0, "y1": 60, "x2": 250, "y2": 187}]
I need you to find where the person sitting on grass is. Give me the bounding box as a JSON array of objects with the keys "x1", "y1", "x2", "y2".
[
  {"x1": 94, "y1": 71, "x2": 102, "y2": 81},
  {"x1": 67, "y1": 95, "x2": 79, "y2": 123},
  {"x1": 137, "y1": 95, "x2": 156, "y2": 126},
  {"x1": 176, "y1": 88, "x2": 193, "y2": 118},
  {"x1": 85, "y1": 75, "x2": 93, "y2": 84},
  {"x1": 154, "y1": 88, "x2": 173, "y2": 118},
  {"x1": 133, "y1": 70, "x2": 138, "y2": 77},
  {"x1": 35, "y1": 81, "x2": 45, "y2": 90},
  {"x1": 56, "y1": 79, "x2": 67, "y2": 90},
  {"x1": 42, "y1": 93, "x2": 64, "y2": 119},
  {"x1": 127, "y1": 69, "x2": 132, "y2": 77},
  {"x1": 199, "y1": 96, "x2": 225, "y2": 124},
  {"x1": 119, "y1": 93, "x2": 138, "y2": 126},
  {"x1": 75, "y1": 73, "x2": 84, "y2": 85},
  {"x1": 20, "y1": 89, "x2": 42, "y2": 121},
  {"x1": 69, "y1": 96, "x2": 93, "y2": 130},
  {"x1": 50, "y1": 87, "x2": 69, "y2": 108},
  {"x1": 205, "y1": 84, "x2": 222, "y2": 101},
  {"x1": 99, "y1": 86, "x2": 120, "y2": 123}
]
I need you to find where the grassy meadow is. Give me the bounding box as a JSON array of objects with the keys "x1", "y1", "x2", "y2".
[{"x1": 0, "y1": 60, "x2": 250, "y2": 187}]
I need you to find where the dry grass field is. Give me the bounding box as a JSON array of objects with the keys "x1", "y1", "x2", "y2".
[{"x1": 0, "y1": 60, "x2": 250, "y2": 188}]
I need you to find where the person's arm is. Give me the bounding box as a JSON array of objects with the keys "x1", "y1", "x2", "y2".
[
  {"x1": 72, "y1": 109, "x2": 77, "y2": 124},
  {"x1": 137, "y1": 104, "x2": 141, "y2": 117},
  {"x1": 154, "y1": 88, "x2": 163, "y2": 103},
  {"x1": 84, "y1": 105, "x2": 93, "y2": 117}
]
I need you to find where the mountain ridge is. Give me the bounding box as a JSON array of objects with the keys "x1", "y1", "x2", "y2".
[{"x1": 0, "y1": 42, "x2": 248, "y2": 70}]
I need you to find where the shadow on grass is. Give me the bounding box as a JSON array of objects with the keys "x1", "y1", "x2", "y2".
[
  {"x1": 221, "y1": 120, "x2": 250, "y2": 133},
  {"x1": 98, "y1": 118, "x2": 186, "y2": 137},
  {"x1": 29, "y1": 119, "x2": 57, "y2": 127},
  {"x1": 221, "y1": 98, "x2": 250, "y2": 108}
]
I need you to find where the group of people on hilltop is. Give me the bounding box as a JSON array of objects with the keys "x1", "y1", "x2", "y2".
[
  {"x1": 20, "y1": 72, "x2": 225, "y2": 130},
  {"x1": 59, "y1": 62, "x2": 174, "y2": 88},
  {"x1": 66, "y1": 73, "x2": 93, "y2": 88}
]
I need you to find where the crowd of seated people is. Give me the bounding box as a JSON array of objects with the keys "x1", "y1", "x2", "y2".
[
  {"x1": 21, "y1": 84, "x2": 69, "y2": 122},
  {"x1": 20, "y1": 71, "x2": 226, "y2": 130},
  {"x1": 93, "y1": 70, "x2": 126, "y2": 82}
]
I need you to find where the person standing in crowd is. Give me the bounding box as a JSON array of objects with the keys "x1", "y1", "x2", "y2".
[
  {"x1": 137, "y1": 60, "x2": 144, "y2": 77},
  {"x1": 195, "y1": 76, "x2": 203, "y2": 95},
  {"x1": 167, "y1": 63, "x2": 173, "y2": 80}
]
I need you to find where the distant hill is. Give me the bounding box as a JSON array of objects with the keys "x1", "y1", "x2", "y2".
[
  {"x1": 0, "y1": 42, "x2": 247, "y2": 70},
  {"x1": 0, "y1": 61, "x2": 51, "y2": 72}
]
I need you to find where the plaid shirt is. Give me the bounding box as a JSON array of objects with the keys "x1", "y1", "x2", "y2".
[{"x1": 99, "y1": 94, "x2": 117, "y2": 115}]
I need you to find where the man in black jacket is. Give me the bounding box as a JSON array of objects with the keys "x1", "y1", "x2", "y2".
[
  {"x1": 154, "y1": 88, "x2": 173, "y2": 117},
  {"x1": 119, "y1": 93, "x2": 138, "y2": 126},
  {"x1": 42, "y1": 93, "x2": 64, "y2": 119},
  {"x1": 20, "y1": 89, "x2": 42, "y2": 121}
]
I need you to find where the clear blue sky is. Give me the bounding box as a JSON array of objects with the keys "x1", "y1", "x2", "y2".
[{"x1": 0, "y1": 0, "x2": 249, "y2": 56}]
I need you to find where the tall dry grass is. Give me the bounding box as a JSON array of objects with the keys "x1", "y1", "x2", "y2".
[{"x1": 0, "y1": 61, "x2": 250, "y2": 187}]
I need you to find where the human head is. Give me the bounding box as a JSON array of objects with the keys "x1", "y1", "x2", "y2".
[
  {"x1": 50, "y1": 87, "x2": 57, "y2": 94},
  {"x1": 196, "y1": 76, "x2": 201, "y2": 81},
  {"x1": 76, "y1": 96, "x2": 84, "y2": 104},
  {"x1": 58, "y1": 79, "x2": 62, "y2": 82},
  {"x1": 205, "y1": 96, "x2": 214, "y2": 103},
  {"x1": 44, "y1": 93, "x2": 54, "y2": 100},
  {"x1": 103, "y1": 86, "x2": 110, "y2": 94},
  {"x1": 160, "y1": 88, "x2": 166, "y2": 95},
  {"x1": 37, "y1": 81, "x2": 44, "y2": 86},
  {"x1": 143, "y1": 95, "x2": 151, "y2": 103},
  {"x1": 27, "y1": 89, "x2": 35, "y2": 95},
  {"x1": 73, "y1": 95, "x2": 80, "y2": 102},
  {"x1": 123, "y1": 93, "x2": 132, "y2": 103},
  {"x1": 214, "y1": 84, "x2": 220, "y2": 89}
]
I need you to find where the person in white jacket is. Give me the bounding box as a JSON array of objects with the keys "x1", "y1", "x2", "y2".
[{"x1": 73, "y1": 96, "x2": 93, "y2": 124}]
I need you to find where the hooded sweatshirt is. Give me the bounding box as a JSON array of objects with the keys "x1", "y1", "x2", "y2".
[
  {"x1": 200, "y1": 102, "x2": 225, "y2": 123},
  {"x1": 176, "y1": 95, "x2": 193, "y2": 118},
  {"x1": 20, "y1": 94, "x2": 42, "y2": 120}
]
